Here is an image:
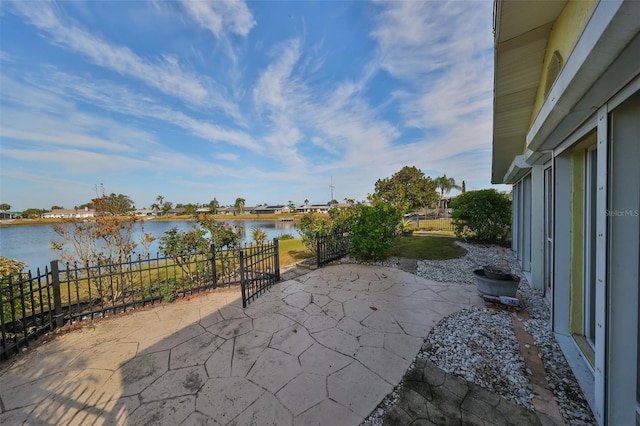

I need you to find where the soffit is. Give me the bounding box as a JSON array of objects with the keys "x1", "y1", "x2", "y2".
[{"x1": 491, "y1": 0, "x2": 567, "y2": 183}]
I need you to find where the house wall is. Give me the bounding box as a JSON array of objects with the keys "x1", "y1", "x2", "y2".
[
  {"x1": 530, "y1": 0, "x2": 598, "y2": 123},
  {"x1": 496, "y1": 1, "x2": 640, "y2": 422},
  {"x1": 607, "y1": 91, "x2": 640, "y2": 424}
]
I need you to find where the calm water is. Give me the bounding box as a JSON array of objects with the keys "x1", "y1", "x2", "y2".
[{"x1": 0, "y1": 220, "x2": 299, "y2": 271}]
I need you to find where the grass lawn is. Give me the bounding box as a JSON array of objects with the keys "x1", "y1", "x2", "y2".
[
  {"x1": 278, "y1": 238, "x2": 313, "y2": 267},
  {"x1": 390, "y1": 235, "x2": 466, "y2": 260}
]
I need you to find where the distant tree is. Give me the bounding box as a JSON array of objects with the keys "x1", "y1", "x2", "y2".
[
  {"x1": 76, "y1": 202, "x2": 94, "y2": 210},
  {"x1": 234, "y1": 198, "x2": 245, "y2": 214},
  {"x1": 374, "y1": 166, "x2": 438, "y2": 211},
  {"x1": 434, "y1": 175, "x2": 461, "y2": 213},
  {"x1": 92, "y1": 193, "x2": 135, "y2": 215},
  {"x1": 328, "y1": 199, "x2": 338, "y2": 205},
  {"x1": 185, "y1": 203, "x2": 197, "y2": 217},
  {"x1": 156, "y1": 195, "x2": 164, "y2": 210},
  {"x1": 0, "y1": 203, "x2": 11, "y2": 211},
  {"x1": 162, "y1": 202, "x2": 174, "y2": 216},
  {"x1": 50, "y1": 205, "x2": 63, "y2": 210},
  {"x1": 175, "y1": 203, "x2": 185, "y2": 209},
  {"x1": 344, "y1": 198, "x2": 355, "y2": 205},
  {"x1": 461, "y1": 180, "x2": 466, "y2": 193},
  {"x1": 22, "y1": 208, "x2": 46, "y2": 219},
  {"x1": 209, "y1": 198, "x2": 219, "y2": 214},
  {"x1": 150, "y1": 203, "x2": 160, "y2": 210},
  {"x1": 304, "y1": 198, "x2": 309, "y2": 206},
  {"x1": 51, "y1": 189, "x2": 155, "y2": 303}
]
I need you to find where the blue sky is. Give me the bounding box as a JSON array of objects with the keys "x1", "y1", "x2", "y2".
[{"x1": 1, "y1": 0, "x2": 502, "y2": 211}]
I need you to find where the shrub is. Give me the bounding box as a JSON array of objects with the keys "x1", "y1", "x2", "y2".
[
  {"x1": 1, "y1": 257, "x2": 33, "y2": 323},
  {"x1": 349, "y1": 202, "x2": 401, "y2": 261},
  {"x1": 398, "y1": 217, "x2": 414, "y2": 233},
  {"x1": 295, "y1": 212, "x2": 335, "y2": 253},
  {"x1": 276, "y1": 233, "x2": 295, "y2": 240},
  {"x1": 251, "y1": 227, "x2": 268, "y2": 244},
  {"x1": 197, "y1": 217, "x2": 242, "y2": 250},
  {"x1": 450, "y1": 189, "x2": 511, "y2": 242}
]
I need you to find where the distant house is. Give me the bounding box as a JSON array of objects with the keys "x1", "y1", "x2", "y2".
[
  {"x1": 252, "y1": 205, "x2": 291, "y2": 215},
  {"x1": 217, "y1": 207, "x2": 236, "y2": 215},
  {"x1": 42, "y1": 208, "x2": 96, "y2": 219},
  {"x1": 296, "y1": 204, "x2": 331, "y2": 214},
  {"x1": 134, "y1": 209, "x2": 160, "y2": 217},
  {"x1": 0, "y1": 211, "x2": 18, "y2": 220},
  {"x1": 216, "y1": 206, "x2": 254, "y2": 215}
]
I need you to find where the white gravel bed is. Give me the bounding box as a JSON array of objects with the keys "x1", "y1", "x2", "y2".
[
  {"x1": 503, "y1": 250, "x2": 596, "y2": 425},
  {"x1": 421, "y1": 308, "x2": 534, "y2": 409},
  {"x1": 361, "y1": 241, "x2": 596, "y2": 426},
  {"x1": 416, "y1": 241, "x2": 503, "y2": 284}
]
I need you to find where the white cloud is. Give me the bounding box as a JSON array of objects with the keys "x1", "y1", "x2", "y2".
[
  {"x1": 181, "y1": 0, "x2": 255, "y2": 62},
  {"x1": 11, "y1": 1, "x2": 211, "y2": 105},
  {"x1": 22, "y1": 70, "x2": 261, "y2": 152},
  {"x1": 0, "y1": 128, "x2": 132, "y2": 152},
  {"x1": 214, "y1": 153, "x2": 240, "y2": 162},
  {"x1": 1, "y1": 147, "x2": 148, "y2": 174},
  {"x1": 364, "y1": 0, "x2": 494, "y2": 182},
  {"x1": 254, "y1": 39, "x2": 304, "y2": 110},
  {"x1": 181, "y1": 0, "x2": 255, "y2": 38}
]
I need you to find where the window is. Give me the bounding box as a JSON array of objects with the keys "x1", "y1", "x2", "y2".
[
  {"x1": 584, "y1": 148, "x2": 597, "y2": 348},
  {"x1": 544, "y1": 51, "x2": 563, "y2": 98},
  {"x1": 544, "y1": 166, "x2": 554, "y2": 299}
]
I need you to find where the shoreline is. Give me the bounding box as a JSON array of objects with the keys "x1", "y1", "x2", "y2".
[{"x1": 0, "y1": 214, "x2": 300, "y2": 227}]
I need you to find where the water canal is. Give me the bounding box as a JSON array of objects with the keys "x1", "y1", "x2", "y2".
[{"x1": 0, "y1": 220, "x2": 299, "y2": 271}]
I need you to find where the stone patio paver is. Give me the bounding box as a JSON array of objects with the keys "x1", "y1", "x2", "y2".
[{"x1": 1, "y1": 264, "x2": 493, "y2": 425}]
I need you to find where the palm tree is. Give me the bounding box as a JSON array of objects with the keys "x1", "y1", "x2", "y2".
[
  {"x1": 209, "y1": 198, "x2": 219, "y2": 214},
  {"x1": 434, "y1": 175, "x2": 460, "y2": 216},
  {"x1": 234, "y1": 198, "x2": 245, "y2": 215},
  {"x1": 156, "y1": 195, "x2": 164, "y2": 216}
]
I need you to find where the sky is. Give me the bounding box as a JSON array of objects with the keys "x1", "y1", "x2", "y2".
[{"x1": 0, "y1": 0, "x2": 504, "y2": 211}]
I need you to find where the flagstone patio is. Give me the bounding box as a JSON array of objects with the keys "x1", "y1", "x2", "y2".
[{"x1": 0, "y1": 264, "x2": 484, "y2": 425}]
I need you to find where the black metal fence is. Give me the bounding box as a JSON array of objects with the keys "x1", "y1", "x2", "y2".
[
  {"x1": 240, "y1": 239, "x2": 280, "y2": 308},
  {"x1": 1, "y1": 241, "x2": 279, "y2": 359},
  {"x1": 316, "y1": 226, "x2": 351, "y2": 267}
]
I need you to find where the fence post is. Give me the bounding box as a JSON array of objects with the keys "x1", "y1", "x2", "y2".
[
  {"x1": 239, "y1": 250, "x2": 247, "y2": 308},
  {"x1": 273, "y1": 238, "x2": 280, "y2": 282},
  {"x1": 50, "y1": 261, "x2": 64, "y2": 328},
  {"x1": 210, "y1": 244, "x2": 217, "y2": 288},
  {"x1": 316, "y1": 234, "x2": 321, "y2": 268}
]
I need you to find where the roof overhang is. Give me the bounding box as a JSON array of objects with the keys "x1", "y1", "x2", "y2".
[
  {"x1": 493, "y1": 0, "x2": 640, "y2": 184},
  {"x1": 527, "y1": 1, "x2": 640, "y2": 151},
  {"x1": 492, "y1": 0, "x2": 567, "y2": 184}
]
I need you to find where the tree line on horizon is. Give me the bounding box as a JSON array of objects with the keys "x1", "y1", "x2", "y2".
[{"x1": 3, "y1": 166, "x2": 468, "y2": 219}]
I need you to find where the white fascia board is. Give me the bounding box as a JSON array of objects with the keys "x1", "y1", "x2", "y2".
[
  {"x1": 503, "y1": 155, "x2": 532, "y2": 184},
  {"x1": 526, "y1": 0, "x2": 640, "y2": 151}
]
